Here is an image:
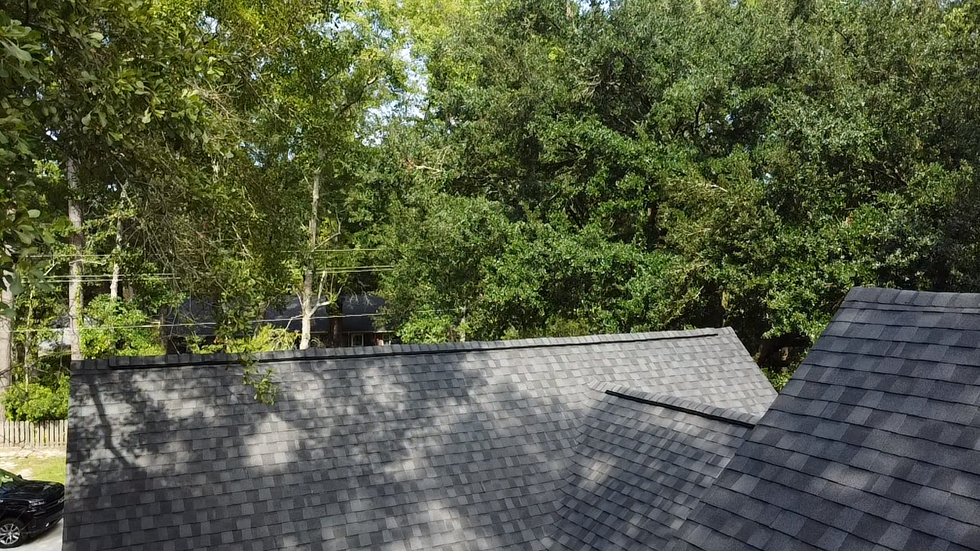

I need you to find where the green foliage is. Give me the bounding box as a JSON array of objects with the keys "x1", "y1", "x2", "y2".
[
  {"x1": 185, "y1": 325, "x2": 295, "y2": 405},
  {"x1": 187, "y1": 325, "x2": 296, "y2": 355},
  {"x1": 2, "y1": 375, "x2": 69, "y2": 422},
  {"x1": 366, "y1": 0, "x2": 980, "y2": 362},
  {"x1": 762, "y1": 367, "x2": 793, "y2": 393},
  {"x1": 4, "y1": 0, "x2": 980, "y2": 400},
  {"x1": 0, "y1": 13, "x2": 58, "y2": 304},
  {"x1": 81, "y1": 295, "x2": 166, "y2": 359},
  {"x1": 1, "y1": 0, "x2": 408, "y2": 403}
]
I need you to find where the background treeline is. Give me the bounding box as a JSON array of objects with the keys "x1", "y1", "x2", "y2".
[{"x1": 2, "y1": 0, "x2": 979, "y2": 417}]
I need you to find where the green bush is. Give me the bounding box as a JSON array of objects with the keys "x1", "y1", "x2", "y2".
[
  {"x1": 81, "y1": 295, "x2": 166, "y2": 359},
  {"x1": 2, "y1": 375, "x2": 69, "y2": 422}
]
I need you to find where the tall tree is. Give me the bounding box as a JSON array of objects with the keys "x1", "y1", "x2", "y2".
[
  {"x1": 210, "y1": 0, "x2": 405, "y2": 349},
  {"x1": 367, "y1": 0, "x2": 980, "y2": 377}
]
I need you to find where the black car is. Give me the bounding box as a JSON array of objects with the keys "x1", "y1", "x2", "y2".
[{"x1": 0, "y1": 469, "x2": 64, "y2": 548}]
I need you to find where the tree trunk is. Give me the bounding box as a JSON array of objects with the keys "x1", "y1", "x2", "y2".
[
  {"x1": 0, "y1": 282, "x2": 13, "y2": 394},
  {"x1": 109, "y1": 188, "x2": 126, "y2": 301},
  {"x1": 67, "y1": 157, "x2": 84, "y2": 361},
  {"x1": 299, "y1": 151, "x2": 323, "y2": 350},
  {"x1": 299, "y1": 276, "x2": 314, "y2": 349}
]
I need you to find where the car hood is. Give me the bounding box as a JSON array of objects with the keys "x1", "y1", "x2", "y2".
[{"x1": 0, "y1": 480, "x2": 64, "y2": 501}]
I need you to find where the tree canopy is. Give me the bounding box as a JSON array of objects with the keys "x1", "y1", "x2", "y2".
[
  {"x1": 2, "y1": 0, "x2": 979, "y2": 408},
  {"x1": 361, "y1": 0, "x2": 980, "y2": 368}
]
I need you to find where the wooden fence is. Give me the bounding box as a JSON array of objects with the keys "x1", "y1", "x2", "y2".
[{"x1": 0, "y1": 419, "x2": 68, "y2": 448}]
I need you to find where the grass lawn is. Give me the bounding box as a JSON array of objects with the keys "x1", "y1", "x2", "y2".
[{"x1": 0, "y1": 451, "x2": 67, "y2": 485}]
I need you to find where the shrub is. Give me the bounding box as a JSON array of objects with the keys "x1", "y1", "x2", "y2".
[
  {"x1": 2, "y1": 375, "x2": 69, "y2": 422},
  {"x1": 81, "y1": 295, "x2": 166, "y2": 359}
]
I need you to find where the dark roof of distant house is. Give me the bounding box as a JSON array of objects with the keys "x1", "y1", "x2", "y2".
[
  {"x1": 164, "y1": 293, "x2": 387, "y2": 337},
  {"x1": 65, "y1": 328, "x2": 776, "y2": 551},
  {"x1": 341, "y1": 294, "x2": 387, "y2": 333},
  {"x1": 549, "y1": 381, "x2": 761, "y2": 551},
  {"x1": 666, "y1": 287, "x2": 980, "y2": 551}
]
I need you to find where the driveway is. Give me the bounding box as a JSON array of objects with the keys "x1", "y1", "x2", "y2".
[{"x1": 23, "y1": 519, "x2": 62, "y2": 551}]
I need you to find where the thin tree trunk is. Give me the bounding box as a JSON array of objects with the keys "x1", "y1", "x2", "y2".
[
  {"x1": 67, "y1": 157, "x2": 84, "y2": 361},
  {"x1": 0, "y1": 282, "x2": 13, "y2": 394},
  {"x1": 109, "y1": 188, "x2": 126, "y2": 301},
  {"x1": 299, "y1": 151, "x2": 323, "y2": 350}
]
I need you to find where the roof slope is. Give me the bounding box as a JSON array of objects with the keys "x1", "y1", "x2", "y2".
[
  {"x1": 66, "y1": 328, "x2": 775, "y2": 551},
  {"x1": 667, "y1": 287, "x2": 980, "y2": 551},
  {"x1": 549, "y1": 382, "x2": 760, "y2": 551}
]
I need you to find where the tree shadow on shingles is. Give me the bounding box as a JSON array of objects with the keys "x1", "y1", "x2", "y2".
[
  {"x1": 66, "y1": 368, "x2": 284, "y2": 550},
  {"x1": 272, "y1": 351, "x2": 579, "y2": 550},
  {"x1": 67, "y1": 351, "x2": 582, "y2": 550}
]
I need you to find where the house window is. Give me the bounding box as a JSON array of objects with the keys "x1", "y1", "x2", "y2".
[{"x1": 350, "y1": 334, "x2": 365, "y2": 347}]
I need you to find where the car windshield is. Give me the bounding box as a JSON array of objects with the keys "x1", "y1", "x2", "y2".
[{"x1": 0, "y1": 469, "x2": 22, "y2": 486}]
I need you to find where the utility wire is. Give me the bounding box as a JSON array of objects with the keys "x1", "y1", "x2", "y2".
[
  {"x1": 11, "y1": 314, "x2": 382, "y2": 333},
  {"x1": 28, "y1": 266, "x2": 392, "y2": 277},
  {"x1": 22, "y1": 266, "x2": 394, "y2": 285},
  {"x1": 25, "y1": 248, "x2": 383, "y2": 259},
  {"x1": 9, "y1": 308, "x2": 457, "y2": 334}
]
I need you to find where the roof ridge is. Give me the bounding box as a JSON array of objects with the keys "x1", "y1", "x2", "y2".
[
  {"x1": 845, "y1": 286, "x2": 980, "y2": 309},
  {"x1": 589, "y1": 381, "x2": 763, "y2": 428},
  {"x1": 76, "y1": 327, "x2": 732, "y2": 371}
]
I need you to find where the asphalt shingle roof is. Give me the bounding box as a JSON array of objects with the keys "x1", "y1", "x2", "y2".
[
  {"x1": 666, "y1": 287, "x2": 980, "y2": 551},
  {"x1": 66, "y1": 328, "x2": 775, "y2": 551},
  {"x1": 549, "y1": 381, "x2": 760, "y2": 551}
]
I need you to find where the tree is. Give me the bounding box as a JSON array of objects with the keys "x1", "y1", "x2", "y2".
[
  {"x1": 367, "y1": 0, "x2": 980, "y2": 381},
  {"x1": 212, "y1": 0, "x2": 405, "y2": 349}
]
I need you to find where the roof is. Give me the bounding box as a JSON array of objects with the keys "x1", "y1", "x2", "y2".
[
  {"x1": 667, "y1": 287, "x2": 980, "y2": 551},
  {"x1": 342, "y1": 294, "x2": 387, "y2": 333},
  {"x1": 164, "y1": 293, "x2": 386, "y2": 337},
  {"x1": 65, "y1": 328, "x2": 776, "y2": 551},
  {"x1": 549, "y1": 381, "x2": 760, "y2": 551}
]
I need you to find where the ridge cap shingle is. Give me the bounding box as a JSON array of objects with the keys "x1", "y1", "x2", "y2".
[
  {"x1": 75, "y1": 327, "x2": 729, "y2": 371},
  {"x1": 845, "y1": 286, "x2": 980, "y2": 310}
]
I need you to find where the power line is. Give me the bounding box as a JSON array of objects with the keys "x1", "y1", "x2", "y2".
[
  {"x1": 18, "y1": 266, "x2": 394, "y2": 285},
  {"x1": 25, "y1": 248, "x2": 383, "y2": 259},
  {"x1": 10, "y1": 313, "x2": 380, "y2": 333},
  {"x1": 9, "y1": 308, "x2": 459, "y2": 334}
]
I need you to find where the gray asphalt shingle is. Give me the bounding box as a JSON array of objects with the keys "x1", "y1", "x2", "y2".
[
  {"x1": 66, "y1": 328, "x2": 775, "y2": 551},
  {"x1": 667, "y1": 287, "x2": 980, "y2": 551},
  {"x1": 550, "y1": 381, "x2": 760, "y2": 551}
]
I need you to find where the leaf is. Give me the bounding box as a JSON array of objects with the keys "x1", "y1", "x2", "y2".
[
  {"x1": 14, "y1": 230, "x2": 32, "y2": 244},
  {"x1": 81, "y1": 112, "x2": 92, "y2": 126},
  {"x1": 27, "y1": 209, "x2": 40, "y2": 218},
  {"x1": 8, "y1": 275, "x2": 23, "y2": 296},
  {"x1": 3, "y1": 42, "x2": 32, "y2": 63},
  {"x1": 88, "y1": 32, "x2": 105, "y2": 42}
]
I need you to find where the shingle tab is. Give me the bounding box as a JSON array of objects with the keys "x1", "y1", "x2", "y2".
[
  {"x1": 668, "y1": 287, "x2": 980, "y2": 551},
  {"x1": 550, "y1": 382, "x2": 758, "y2": 551},
  {"x1": 66, "y1": 328, "x2": 775, "y2": 551}
]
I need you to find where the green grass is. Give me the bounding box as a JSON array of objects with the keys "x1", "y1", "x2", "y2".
[{"x1": 2, "y1": 454, "x2": 66, "y2": 485}]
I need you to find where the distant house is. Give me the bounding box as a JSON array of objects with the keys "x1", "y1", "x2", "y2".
[
  {"x1": 340, "y1": 294, "x2": 390, "y2": 347},
  {"x1": 162, "y1": 293, "x2": 392, "y2": 352}
]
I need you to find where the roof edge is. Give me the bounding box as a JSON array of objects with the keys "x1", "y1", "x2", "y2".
[
  {"x1": 845, "y1": 286, "x2": 980, "y2": 309},
  {"x1": 589, "y1": 380, "x2": 763, "y2": 428},
  {"x1": 75, "y1": 327, "x2": 735, "y2": 371}
]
